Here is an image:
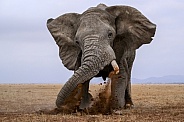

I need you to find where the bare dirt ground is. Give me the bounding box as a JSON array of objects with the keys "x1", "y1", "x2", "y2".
[{"x1": 0, "y1": 84, "x2": 184, "y2": 122}]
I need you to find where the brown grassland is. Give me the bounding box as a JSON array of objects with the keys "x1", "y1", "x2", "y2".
[{"x1": 0, "y1": 84, "x2": 184, "y2": 122}]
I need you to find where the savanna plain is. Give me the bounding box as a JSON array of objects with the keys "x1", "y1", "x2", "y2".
[{"x1": 0, "y1": 83, "x2": 184, "y2": 122}]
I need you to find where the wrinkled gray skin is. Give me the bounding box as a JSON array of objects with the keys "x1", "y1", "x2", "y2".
[{"x1": 47, "y1": 4, "x2": 156, "y2": 111}]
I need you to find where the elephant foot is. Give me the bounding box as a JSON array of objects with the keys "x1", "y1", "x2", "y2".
[
  {"x1": 110, "y1": 101, "x2": 134, "y2": 115},
  {"x1": 125, "y1": 103, "x2": 134, "y2": 109},
  {"x1": 125, "y1": 99, "x2": 134, "y2": 109}
]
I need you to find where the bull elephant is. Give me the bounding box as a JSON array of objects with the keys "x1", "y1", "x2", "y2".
[{"x1": 47, "y1": 4, "x2": 156, "y2": 112}]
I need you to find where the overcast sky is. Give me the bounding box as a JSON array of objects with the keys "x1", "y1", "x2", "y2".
[{"x1": 0, "y1": 0, "x2": 184, "y2": 84}]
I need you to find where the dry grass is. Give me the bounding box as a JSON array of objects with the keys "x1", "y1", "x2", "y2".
[{"x1": 0, "y1": 84, "x2": 184, "y2": 121}]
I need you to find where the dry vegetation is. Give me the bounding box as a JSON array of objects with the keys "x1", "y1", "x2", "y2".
[{"x1": 0, "y1": 83, "x2": 184, "y2": 121}]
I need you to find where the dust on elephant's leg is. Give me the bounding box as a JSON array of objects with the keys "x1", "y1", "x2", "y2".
[
  {"x1": 53, "y1": 82, "x2": 92, "y2": 114},
  {"x1": 37, "y1": 84, "x2": 84, "y2": 115},
  {"x1": 59, "y1": 84, "x2": 83, "y2": 111}
]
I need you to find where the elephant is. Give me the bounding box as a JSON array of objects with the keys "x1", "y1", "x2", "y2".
[{"x1": 47, "y1": 4, "x2": 156, "y2": 112}]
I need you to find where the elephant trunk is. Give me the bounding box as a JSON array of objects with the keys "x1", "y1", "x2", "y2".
[{"x1": 56, "y1": 37, "x2": 118, "y2": 108}]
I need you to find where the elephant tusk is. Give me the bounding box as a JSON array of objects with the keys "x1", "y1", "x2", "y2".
[
  {"x1": 109, "y1": 60, "x2": 119, "y2": 78},
  {"x1": 108, "y1": 60, "x2": 119, "y2": 78},
  {"x1": 111, "y1": 60, "x2": 119, "y2": 75}
]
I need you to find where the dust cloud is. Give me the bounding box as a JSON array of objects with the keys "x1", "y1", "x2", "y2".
[{"x1": 38, "y1": 79, "x2": 112, "y2": 115}]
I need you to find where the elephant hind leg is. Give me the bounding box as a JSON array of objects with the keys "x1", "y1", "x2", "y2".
[
  {"x1": 125, "y1": 88, "x2": 134, "y2": 109},
  {"x1": 124, "y1": 51, "x2": 135, "y2": 109}
]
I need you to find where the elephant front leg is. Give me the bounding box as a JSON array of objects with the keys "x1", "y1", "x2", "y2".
[{"x1": 110, "y1": 65, "x2": 128, "y2": 112}]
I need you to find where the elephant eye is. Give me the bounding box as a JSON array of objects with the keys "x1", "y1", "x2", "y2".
[
  {"x1": 108, "y1": 32, "x2": 113, "y2": 39},
  {"x1": 75, "y1": 37, "x2": 80, "y2": 45},
  {"x1": 75, "y1": 40, "x2": 80, "y2": 45}
]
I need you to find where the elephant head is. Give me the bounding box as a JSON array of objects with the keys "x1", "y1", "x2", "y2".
[{"x1": 47, "y1": 4, "x2": 156, "y2": 108}]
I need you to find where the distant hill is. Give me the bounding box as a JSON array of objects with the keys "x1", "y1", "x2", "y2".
[
  {"x1": 132, "y1": 75, "x2": 184, "y2": 84},
  {"x1": 91, "y1": 75, "x2": 184, "y2": 84}
]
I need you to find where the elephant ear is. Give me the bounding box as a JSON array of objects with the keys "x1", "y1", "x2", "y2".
[
  {"x1": 47, "y1": 13, "x2": 81, "y2": 70},
  {"x1": 106, "y1": 6, "x2": 156, "y2": 49}
]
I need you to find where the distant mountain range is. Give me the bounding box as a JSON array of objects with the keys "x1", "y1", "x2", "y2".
[
  {"x1": 2, "y1": 75, "x2": 183, "y2": 84},
  {"x1": 132, "y1": 75, "x2": 184, "y2": 84}
]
